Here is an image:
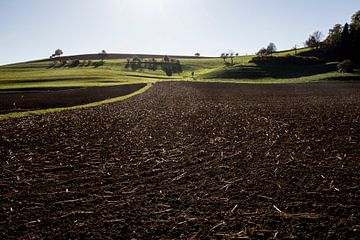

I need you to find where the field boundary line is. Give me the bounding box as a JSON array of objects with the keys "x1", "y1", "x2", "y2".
[{"x1": 0, "y1": 83, "x2": 153, "y2": 120}]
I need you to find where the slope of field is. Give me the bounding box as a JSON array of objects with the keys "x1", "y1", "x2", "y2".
[
  {"x1": 1, "y1": 49, "x2": 359, "y2": 93},
  {"x1": 1, "y1": 82, "x2": 360, "y2": 239}
]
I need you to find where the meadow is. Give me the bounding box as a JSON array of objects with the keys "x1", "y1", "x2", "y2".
[{"x1": 1, "y1": 48, "x2": 359, "y2": 93}]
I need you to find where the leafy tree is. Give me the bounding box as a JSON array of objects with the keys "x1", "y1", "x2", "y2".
[
  {"x1": 325, "y1": 24, "x2": 343, "y2": 47},
  {"x1": 350, "y1": 10, "x2": 360, "y2": 62},
  {"x1": 341, "y1": 23, "x2": 351, "y2": 57},
  {"x1": 351, "y1": 10, "x2": 360, "y2": 29},
  {"x1": 195, "y1": 53, "x2": 200, "y2": 57},
  {"x1": 54, "y1": 49, "x2": 63, "y2": 58},
  {"x1": 267, "y1": 42, "x2": 277, "y2": 55},
  {"x1": 163, "y1": 55, "x2": 170, "y2": 62}
]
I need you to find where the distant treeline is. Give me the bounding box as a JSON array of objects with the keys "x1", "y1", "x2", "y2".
[
  {"x1": 306, "y1": 10, "x2": 360, "y2": 64},
  {"x1": 125, "y1": 56, "x2": 183, "y2": 76}
]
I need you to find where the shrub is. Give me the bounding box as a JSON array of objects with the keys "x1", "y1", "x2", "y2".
[{"x1": 337, "y1": 59, "x2": 354, "y2": 73}]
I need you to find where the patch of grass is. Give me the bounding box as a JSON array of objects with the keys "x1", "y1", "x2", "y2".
[
  {"x1": 1, "y1": 51, "x2": 359, "y2": 92},
  {"x1": 273, "y1": 47, "x2": 312, "y2": 56}
]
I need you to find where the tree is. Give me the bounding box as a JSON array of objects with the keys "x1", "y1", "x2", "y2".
[
  {"x1": 221, "y1": 53, "x2": 227, "y2": 62},
  {"x1": 256, "y1": 48, "x2": 268, "y2": 56},
  {"x1": 305, "y1": 31, "x2": 323, "y2": 48},
  {"x1": 54, "y1": 49, "x2": 63, "y2": 58},
  {"x1": 163, "y1": 55, "x2": 170, "y2": 62},
  {"x1": 341, "y1": 23, "x2": 351, "y2": 57},
  {"x1": 229, "y1": 52, "x2": 235, "y2": 65},
  {"x1": 99, "y1": 50, "x2": 107, "y2": 61},
  {"x1": 267, "y1": 42, "x2": 277, "y2": 55},
  {"x1": 325, "y1": 24, "x2": 343, "y2": 47},
  {"x1": 235, "y1": 53, "x2": 239, "y2": 57},
  {"x1": 351, "y1": 10, "x2": 360, "y2": 29},
  {"x1": 195, "y1": 53, "x2": 200, "y2": 57},
  {"x1": 293, "y1": 45, "x2": 298, "y2": 55}
]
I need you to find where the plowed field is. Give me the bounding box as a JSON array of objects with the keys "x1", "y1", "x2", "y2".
[
  {"x1": 1, "y1": 82, "x2": 360, "y2": 239},
  {"x1": 0, "y1": 84, "x2": 146, "y2": 114}
]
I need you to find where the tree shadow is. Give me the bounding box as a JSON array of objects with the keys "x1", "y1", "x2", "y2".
[
  {"x1": 93, "y1": 61, "x2": 105, "y2": 68},
  {"x1": 208, "y1": 63, "x2": 337, "y2": 79}
]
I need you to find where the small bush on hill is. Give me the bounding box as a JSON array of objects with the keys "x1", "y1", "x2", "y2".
[{"x1": 337, "y1": 59, "x2": 354, "y2": 73}]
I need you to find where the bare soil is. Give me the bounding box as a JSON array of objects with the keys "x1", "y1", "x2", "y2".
[
  {"x1": 1, "y1": 82, "x2": 360, "y2": 239},
  {"x1": 0, "y1": 84, "x2": 146, "y2": 114}
]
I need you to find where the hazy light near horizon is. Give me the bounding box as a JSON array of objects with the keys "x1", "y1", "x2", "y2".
[
  {"x1": 0, "y1": 0, "x2": 359, "y2": 65},
  {"x1": 107, "y1": 0, "x2": 172, "y2": 17}
]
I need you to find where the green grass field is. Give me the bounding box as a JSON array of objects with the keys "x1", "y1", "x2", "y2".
[{"x1": 1, "y1": 49, "x2": 359, "y2": 91}]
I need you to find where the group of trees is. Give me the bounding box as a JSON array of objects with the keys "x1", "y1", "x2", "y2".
[
  {"x1": 49, "y1": 49, "x2": 105, "y2": 68},
  {"x1": 256, "y1": 42, "x2": 277, "y2": 56},
  {"x1": 305, "y1": 10, "x2": 360, "y2": 64},
  {"x1": 220, "y1": 52, "x2": 239, "y2": 65},
  {"x1": 325, "y1": 10, "x2": 360, "y2": 63},
  {"x1": 50, "y1": 49, "x2": 108, "y2": 62},
  {"x1": 125, "y1": 56, "x2": 183, "y2": 76}
]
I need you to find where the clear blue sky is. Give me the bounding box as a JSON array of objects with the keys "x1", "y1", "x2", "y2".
[{"x1": 0, "y1": 0, "x2": 359, "y2": 65}]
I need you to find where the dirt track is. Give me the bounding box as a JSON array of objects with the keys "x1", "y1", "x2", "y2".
[
  {"x1": 0, "y1": 84, "x2": 146, "y2": 114},
  {"x1": 1, "y1": 82, "x2": 360, "y2": 239}
]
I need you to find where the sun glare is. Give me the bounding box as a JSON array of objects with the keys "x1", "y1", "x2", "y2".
[{"x1": 123, "y1": 0, "x2": 170, "y2": 16}]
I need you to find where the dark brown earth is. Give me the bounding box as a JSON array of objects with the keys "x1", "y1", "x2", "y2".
[
  {"x1": 0, "y1": 84, "x2": 146, "y2": 114},
  {"x1": 1, "y1": 82, "x2": 360, "y2": 239}
]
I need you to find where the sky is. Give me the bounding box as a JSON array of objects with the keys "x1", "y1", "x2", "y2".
[{"x1": 0, "y1": 0, "x2": 359, "y2": 65}]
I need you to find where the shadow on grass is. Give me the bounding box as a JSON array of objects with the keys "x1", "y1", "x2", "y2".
[
  {"x1": 93, "y1": 61, "x2": 105, "y2": 68},
  {"x1": 204, "y1": 63, "x2": 337, "y2": 79},
  {"x1": 325, "y1": 75, "x2": 360, "y2": 81}
]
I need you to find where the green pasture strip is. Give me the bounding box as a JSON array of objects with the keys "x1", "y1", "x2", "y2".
[
  {"x1": 273, "y1": 47, "x2": 312, "y2": 56},
  {"x1": 0, "y1": 83, "x2": 153, "y2": 120}
]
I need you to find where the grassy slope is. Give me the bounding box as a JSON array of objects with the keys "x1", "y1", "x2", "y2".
[{"x1": 1, "y1": 49, "x2": 359, "y2": 91}]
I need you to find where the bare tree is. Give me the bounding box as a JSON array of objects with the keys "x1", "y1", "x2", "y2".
[
  {"x1": 229, "y1": 53, "x2": 234, "y2": 65},
  {"x1": 221, "y1": 53, "x2": 227, "y2": 63},
  {"x1": 99, "y1": 50, "x2": 107, "y2": 61},
  {"x1": 293, "y1": 45, "x2": 298, "y2": 55},
  {"x1": 306, "y1": 31, "x2": 323, "y2": 48},
  {"x1": 256, "y1": 48, "x2": 268, "y2": 56}
]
